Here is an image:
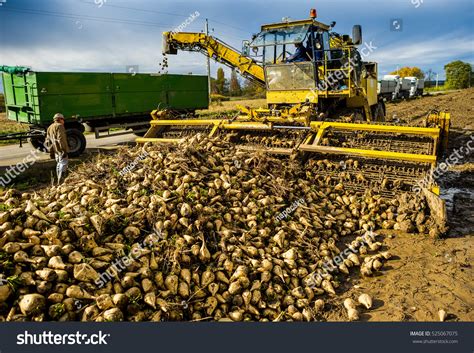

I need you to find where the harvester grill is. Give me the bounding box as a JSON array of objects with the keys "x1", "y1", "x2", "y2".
[
  {"x1": 328, "y1": 132, "x2": 434, "y2": 155},
  {"x1": 306, "y1": 158, "x2": 431, "y2": 198}
]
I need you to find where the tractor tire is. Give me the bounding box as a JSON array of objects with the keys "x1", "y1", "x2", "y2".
[
  {"x1": 372, "y1": 101, "x2": 386, "y2": 122},
  {"x1": 132, "y1": 125, "x2": 150, "y2": 137},
  {"x1": 66, "y1": 129, "x2": 87, "y2": 157},
  {"x1": 30, "y1": 136, "x2": 48, "y2": 153}
]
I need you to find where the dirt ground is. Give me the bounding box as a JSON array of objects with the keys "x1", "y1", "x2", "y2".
[
  {"x1": 386, "y1": 89, "x2": 474, "y2": 129},
  {"x1": 324, "y1": 231, "x2": 473, "y2": 322}
]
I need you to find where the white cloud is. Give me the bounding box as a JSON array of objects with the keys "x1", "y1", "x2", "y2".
[
  {"x1": 0, "y1": 44, "x2": 212, "y2": 75},
  {"x1": 372, "y1": 33, "x2": 474, "y2": 67}
]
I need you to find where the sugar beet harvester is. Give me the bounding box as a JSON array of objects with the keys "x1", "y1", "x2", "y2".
[{"x1": 137, "y1": 9, "x2": 450, "y2": 226}]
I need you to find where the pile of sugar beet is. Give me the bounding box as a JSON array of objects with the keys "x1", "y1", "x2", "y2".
[{"x1": 0, "y1": 134, "x2": 441, "y2": 322}]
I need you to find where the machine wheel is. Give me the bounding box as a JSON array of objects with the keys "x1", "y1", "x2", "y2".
[
  {"x1": 352, "y1": 110, "x2": 366, "y2": 122},
  {"x1": 66, "y1": 129, "x2": 87, "y2": 157},
  {"x1": 372, "y1": 101, "x2": 386, "y2": 122},
  {"x1": 30, "y1": 136, "x2": 48, "y2": 153}
]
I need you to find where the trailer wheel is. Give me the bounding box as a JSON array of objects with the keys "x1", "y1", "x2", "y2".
[
  {"x1": 66, "y1": 129, "x2": 87, "y2": 157},
  {"x1": 30, "y1": 136, "x2": 48, "y2": 153},
  {"x1": 372, "y1": 102, "x2": 386, "y2": 122},
  {"x1": 132, "y1": 125, "x2": 150, "y2": 137}
]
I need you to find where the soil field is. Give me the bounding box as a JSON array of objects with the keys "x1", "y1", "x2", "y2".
[{"x1": 198, "y1": 98, "x2": 267, "y2": 114}]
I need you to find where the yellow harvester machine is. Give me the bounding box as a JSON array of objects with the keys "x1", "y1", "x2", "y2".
[{"x1": 137, "y1": 9, "x2": 450, "y2": 224}]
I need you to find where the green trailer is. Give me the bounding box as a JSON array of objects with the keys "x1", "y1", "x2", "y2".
[{"x1": 1, "y1": 69, "x2": 209, "y2": 156}]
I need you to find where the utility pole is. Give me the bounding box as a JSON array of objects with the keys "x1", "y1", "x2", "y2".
[{"x1": 205, "y1": 19, "x2": 211, "y2": 104}]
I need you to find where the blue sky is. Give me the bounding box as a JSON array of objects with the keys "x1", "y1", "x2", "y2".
[{"x1": 0, "y1": 0, "x2": 473, "y2": 91}]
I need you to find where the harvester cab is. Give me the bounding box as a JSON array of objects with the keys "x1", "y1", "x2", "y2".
[
  {"x1": 237, "y1": 13, "x2": 380, "y2": 122},
  {"x1": 243, "y1": 16, "x2": 366, "y2": 106}
]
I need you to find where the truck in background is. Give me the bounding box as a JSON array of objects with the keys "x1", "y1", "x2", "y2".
[
  {"x1": 1, "y1": 69, "x2": 209, "y2": 156},
  {"x1": 378, "y1": 75, "x2": 424, "y2": 101},
  {"x1": 378, "y1": 74, "x2": 401, "y2": 101},
  {"x1": 400, "y1": 76, "x2": 424, "y2": 98}
]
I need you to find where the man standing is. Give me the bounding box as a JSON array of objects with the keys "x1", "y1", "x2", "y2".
[{"x1": 46, "y1": 113, "x2": 69, "y2": 184}]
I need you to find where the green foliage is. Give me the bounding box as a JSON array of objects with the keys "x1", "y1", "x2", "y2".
[
  {"x1": 215, "y1": 68, "x2": 227, "y2": 94},
  {"x1": 0, "y1": 203, "x2": 11, "y2": 211},
  {"x1": 242, "y1": 79, "x2": 266, "y2": 98},
  {"x1": 229, "y1": 69, "x2": 242, "y2": 96},
  {"x1": 424, "y1": 85, "x2": 446, "y2": 92},
  {"x1": 390, "y1": 66, "x2": 424, "y2": 79},
  {"x1": 444, "y1": 60, "x2": 472, "y2": 89}
]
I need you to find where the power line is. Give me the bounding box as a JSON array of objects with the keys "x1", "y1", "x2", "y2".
[
  {"x1": 1, "y1": 7, "x2": 180, "y2": 28},
  {"x1": 1, "y1": 5, "x2": 248, "y2": 44},
  {"x1": 3, "y1": 1, "x2": 252, "y2": 36},
  {"x1": 2, "y1": 8, "x2": 247, "y2": 43},
  {"x1": 77, "y1": 0, "x2": 251, "y2": 34},
  {"x1": 77, "y1": 0, "x2": 195, "y2": 19},
  {"x1": 208, "y1": 19, "x2": 249, "y2": 34}
]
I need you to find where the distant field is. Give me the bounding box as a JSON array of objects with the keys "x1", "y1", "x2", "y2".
[
  {"x1": 198, "y1": 98, "x2": 266, "y2": 114},
  {"x1": 0, "y1": 112, "x2": 30, "y2": 145}
]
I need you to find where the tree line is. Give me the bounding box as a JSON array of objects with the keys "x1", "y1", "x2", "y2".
[
  {"x1": 210, "y1": 59, "x2": 472, "y2": 99},
  {"x1": 390, "y1": 60, "x2": 472, "y2": 89},
  {"x1": 211, "y1": 67, "x2": 265, "y2": 98}
]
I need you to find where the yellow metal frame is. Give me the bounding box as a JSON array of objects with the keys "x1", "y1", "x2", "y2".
[
  {"x1": 137, "y1": 113, "x2": 447, "y2": 165},
  {"x1": 164, "y1": 32, "x2": 265, "y2": 84},
  {"x1": 299, "y1": 144, "x2": 437, "y2": 164},
  {"x1": 298, "y1": 121, "x2": 440, "y2": 165},
  {"x1": 427, "y1": 111, "x2": 451, "y2": 152}
]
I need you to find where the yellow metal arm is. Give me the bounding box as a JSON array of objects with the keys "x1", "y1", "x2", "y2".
[{"x1": 163, "y1": 32, "x2": 265, "y2": 86}]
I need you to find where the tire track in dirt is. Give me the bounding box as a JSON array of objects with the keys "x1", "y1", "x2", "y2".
[{"x1": 324, "y1": 232, "x2": 473, "y2": 322}]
